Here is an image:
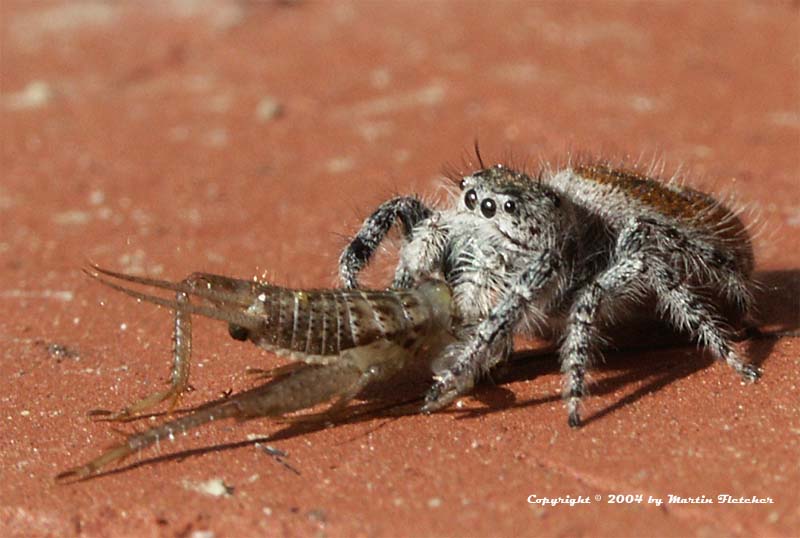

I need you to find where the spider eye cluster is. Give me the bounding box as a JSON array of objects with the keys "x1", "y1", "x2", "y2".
[{"x1": 463, "y1": 188, "x2": 517, "y2": 219}]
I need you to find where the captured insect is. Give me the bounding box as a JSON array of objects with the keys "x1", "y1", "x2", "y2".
[
  {"x1": 58, "y1": 266, "x2": 455, "y2": 480},
  {"x1": 60, "y1": 152, "x2": 761, "y2": 479}
]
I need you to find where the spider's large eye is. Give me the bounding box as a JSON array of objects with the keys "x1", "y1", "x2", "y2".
[
  {"x1": 503, "y1": 199, "x2": 517, "y2": 214},
  {"x1": 464, "y1": 189, "x2": 478, "y2": 209},
  {"x1": 480, "y1": 198, "x2": 496, "y2": 218}
]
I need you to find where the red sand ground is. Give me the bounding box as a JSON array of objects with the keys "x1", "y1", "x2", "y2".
[{"x1": 1, "y1": 2, "x2": 798, "y2": 537}]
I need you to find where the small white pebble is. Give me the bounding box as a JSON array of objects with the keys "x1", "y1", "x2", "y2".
[
  {"x1": 255, "y1": 97, "x2": 283, "y2": 122},
  {"x1": 326, "y1": 156, "x2": 354, "y2": 174},
  {"x1": 427, "y1": 497, "x2": 442, "y2": 508},
  {"x1": 4, "y1": 81, "x2": 53, "y2": 110},
  {"x1": 183, "y1": 478, "x2": 233, "y2": 498},
  {"x1": 89, "y1": 190, "x2": 105, "y2": 205}
]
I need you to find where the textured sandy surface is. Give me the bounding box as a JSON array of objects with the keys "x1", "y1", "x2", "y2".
[{"x1": 1, "y1": 1, "x2": 799, "y2": 537}]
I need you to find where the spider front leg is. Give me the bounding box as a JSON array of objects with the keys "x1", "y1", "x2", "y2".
[
  {"x1": 339, "y1": 196, "x2": 433, "y2": 289},
  {"x1": 422, "y1": 250, "x2": 558, "y2": 412},
  {"x1": 391, "y1": 212, "x2": 449, "y2": 288}
]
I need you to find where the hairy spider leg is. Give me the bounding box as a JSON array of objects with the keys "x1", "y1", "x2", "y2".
[
  {"x1": 339, "y1": 196, "x2": 432, "y2": 289},
  {"x1": 560, "y1": 217, "x2": 759, "y2": 427},
  {"x1": 422, "y1": 250, "x2": 558, "y2": 411}
]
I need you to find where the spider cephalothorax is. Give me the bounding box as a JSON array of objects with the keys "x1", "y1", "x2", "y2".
[{"x1": 339, "y1": 160, "x2": 759, "y2": 426}]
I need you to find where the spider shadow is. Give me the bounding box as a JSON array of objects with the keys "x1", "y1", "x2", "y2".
[
  {"x1": 451, "y1": 344, "x2": 714, "y2": 426},
  {"x1": 78, "y1": 271, "x2": 798, "y2": 479},
  {"x1": 453, "y1": 269, "x2": 799, "y2": 425}
]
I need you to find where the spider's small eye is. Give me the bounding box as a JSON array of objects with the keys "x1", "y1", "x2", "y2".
[
  {"x1": 480, "y1": 198, "x2": 496, "y2": 218},
  {"x1": 464, "y1": 189, "x2": 478, "y2": 210},
  {"x1": 459, "y1": 178, "x2": 468, "y2": 190},
  {"x1": 503, "y1": 200, "x2": 517, "y2": 214}
]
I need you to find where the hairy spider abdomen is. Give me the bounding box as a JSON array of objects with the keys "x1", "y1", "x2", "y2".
[{"x1": 567, "y1": 164, "x2": 753, "y2": 272}]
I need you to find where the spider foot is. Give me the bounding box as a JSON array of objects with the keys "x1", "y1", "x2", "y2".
[
  {"x1": 421, "y1": 369, "x2": 474, "y2": 413},
  {"x1": 567, "y1": 407, "x2": 582, "y2": 428},
  {"x1": 738, "y1": 362, "x2": 761, "y2": 383}
]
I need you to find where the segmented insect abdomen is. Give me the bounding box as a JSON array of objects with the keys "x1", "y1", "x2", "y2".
[{"x1": 252, "y1": 280, "x2": 452, "y2": 361}]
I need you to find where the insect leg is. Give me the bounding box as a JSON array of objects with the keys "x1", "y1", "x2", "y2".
[
  {"x1": 59, "y1": 341, "x2": 412, "y2": 480},
  {"x1": 284, "y1": 341, "x2": 412, "y2": 423},
  {"x1": 89, "y1": 270, "x2": 268, "y2": 421},
  {"x1": 58, "y1": 361, "x2": 362, "y2": 480},
  {"x1": 98, "y1": 291, "x2": 193, "y2": 420},
  {"x1": 339, "y1": 196, "x2": 433, "y2": 288}
]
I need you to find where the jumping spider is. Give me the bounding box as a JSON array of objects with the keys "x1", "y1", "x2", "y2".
[{"x1": 339, "y1": 157, "x2": 760, "y2": 426}]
